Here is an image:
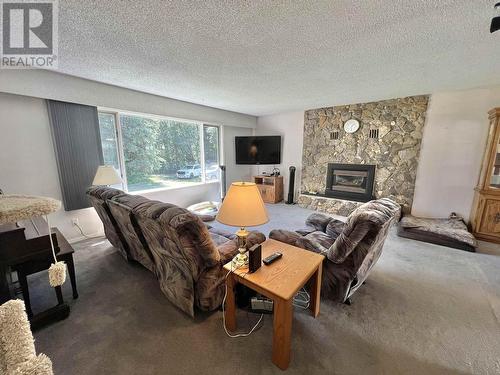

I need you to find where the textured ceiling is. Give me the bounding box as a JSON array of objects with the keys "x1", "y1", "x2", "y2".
[{"x1": 57, "y1": 1, "x2": 500, "y2": 116}]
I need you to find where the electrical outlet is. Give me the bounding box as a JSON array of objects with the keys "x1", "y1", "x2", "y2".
[{"x1": 71, "y1": 218, "x2": 79, "y2": 226}]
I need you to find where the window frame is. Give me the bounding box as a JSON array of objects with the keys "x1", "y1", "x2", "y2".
[
  {"x1": 97, "y1": 111, "x2": 126, "y2": 190},
  {"x1": 202, "y1": 123, "x2": 222, "y2": 183},
  {"x1": 97, "y1": 109, "x2": 222, "y2": 194}
]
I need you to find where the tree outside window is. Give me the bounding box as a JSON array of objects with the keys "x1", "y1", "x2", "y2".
[{"x1": 98, "y1": 112, "x2": 219, "y2": 192}]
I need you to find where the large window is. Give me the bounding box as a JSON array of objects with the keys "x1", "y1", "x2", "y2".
[
  {"x1": 97, "y1": 113, "x2": 120, "y2": 171},
  {"x1": 98, "y1": 111, "x2": 220, "y2": 192},
  {"x1": 204, "y1": 125, "x2": 220, "y2": 181}
]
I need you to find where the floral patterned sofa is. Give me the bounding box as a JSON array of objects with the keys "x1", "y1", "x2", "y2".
[
  {"x1": 86, "y1": 186, "x2": 265, "y2": 316},
  {"x1": 270, "y1": 198, "x2": 400, "y2": 304}
]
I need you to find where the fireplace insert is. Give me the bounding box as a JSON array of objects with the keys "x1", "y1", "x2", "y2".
[{"x1": 325, "y1": 164, "x2": 375, "y2": 202}]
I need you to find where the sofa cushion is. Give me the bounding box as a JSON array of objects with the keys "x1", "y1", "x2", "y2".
[
  {"x1": 208, "y1": 227, "x2": 237, "y2": 240},
  {"x1": 108, "y1": 194, "x2": 157, "y2": 272},
  {"x1": 305, "y1": 212, "x2": 334, "y2": 232},
  {"x1": 296, "y1": 225, "x2": 317, "y2": 236},
  {"x1": 163, "y1": 208, "x2": 221, "y2": 268},
  {"x1": 328, "y1": 198, "x2": 400, "y2": 264},
  {"x1": 86, "y1": 185, "x2": 124, "y2": 199},
  {"x1": 269, "y1": 229, "x2": 302, "y2": 247},
  {"x1": 303, "y1": 231, "x2": 336, "y2": 249},
  {"x1": 133, "y1": 202, "x2": 197, "y2": 316},
  {"x1": 210, "y1": 232, "x2": 231, "y2": 247}
]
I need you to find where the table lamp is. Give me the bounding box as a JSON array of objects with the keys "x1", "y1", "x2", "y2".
[
  {"x1": 92, "y1": 165, "x2": 122, "y2": 186},
  {"x1": 216, "y1": 182, "x2": 269, "y2": 267}
]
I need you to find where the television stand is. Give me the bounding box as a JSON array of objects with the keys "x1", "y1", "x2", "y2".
[{"x1": 253, "y1": 175, "x2": 283, "y2": 203}]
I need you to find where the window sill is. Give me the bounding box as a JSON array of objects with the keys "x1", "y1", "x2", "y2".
[{"x1": 128, "y1": 180, "x2": 220, "y2": 196}]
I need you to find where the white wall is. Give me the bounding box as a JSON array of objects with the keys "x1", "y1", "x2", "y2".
[
  {"x1": 140, "y1": 183, "x2": 220, "y2": 207},
  {"x1": 0, "y1": 93, "x2": 105, "y2": 241},
  {"x1": 254, "y1": 112, "x2": 304, "y2": 201},
  {"x1": 0, "y1": 91, "x2": 252, "y2": 241},
  {"x1": 222, "y1": 126, "x2": 254, "y2": 192},
  {"x1": 412, "y1": 86, "x2": 500, "y2": 220},
  {"x1": 0, "y1": 70, "x2": 256, "y2": 129}
]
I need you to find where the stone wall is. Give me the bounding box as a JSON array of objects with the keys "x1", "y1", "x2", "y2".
[{"x1": 299, "y1": 95, "x2": 429, "y2": 214}]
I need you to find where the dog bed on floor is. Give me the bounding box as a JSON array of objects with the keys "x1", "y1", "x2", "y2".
[
  {"x1": 397, "y1": 214, "x2": 477, "y2": 252},
  {"x1": 187, "y1": 201, "x2": 219, "y2": 222}
]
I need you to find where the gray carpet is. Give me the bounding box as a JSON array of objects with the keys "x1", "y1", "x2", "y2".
[{"x1": 31, "y1": 204, "x2": 500, "y2": 374}]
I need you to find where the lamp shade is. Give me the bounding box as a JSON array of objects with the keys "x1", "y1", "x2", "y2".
[
  {"x1": 92, "y1": 165, "x2": 122, "y2": 185},
  {"x1": 216, "y1": 182, "x2": 269, "y2": 227}
]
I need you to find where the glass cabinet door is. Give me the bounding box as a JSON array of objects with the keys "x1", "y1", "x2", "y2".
[{"x1": 490, "y1": 133, "x2": 500, "y2": 189}]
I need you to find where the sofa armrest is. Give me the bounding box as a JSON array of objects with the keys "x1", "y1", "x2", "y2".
[
  {"x1": 270, "y1": 229, "x2": 328, "y2": 255},
  {"x1": 208, "y1": 226, "x2": 237, "y2": 240},
  {"x1": 295, "y1": 226, "x2": 317, "y2": 236},
  {"x1": 328, "y1": 224, "x2": 371, "y2": 263},
  {"x1": 217, "y1": 239, "x2": 239, "y2": 264},
  {"x1": 246, "y1": 230, "x2": 266, "y2": 249},
  {"x1": 269, "y1": 229, "x2": 302, "y2": 246},
  {"x1": 305, "y1": 212, "x2": 334, "y2": 232},
  {"x1": 296, "y1": 236, "x2": 329, "y2": 255},
  {"x1": 325, "y1": 218, "x2": 346, "y2": 239},
  {"x1": 216, "y1": 230, "x2": 266, "y2": 264},
  {"x1": 170, "y1": 212, "x2": 222, "y2": 267}
]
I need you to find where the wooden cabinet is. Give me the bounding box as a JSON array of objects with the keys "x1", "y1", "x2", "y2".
[
  {"x1": 471, "y1": 108, "x2": 500, "y2": 243},
  {"x1": 253, "y1": 175, "x2": 284, "y2": 204},
  {"x1": 480, "y1": 199, "x2": 500, "y2": 234}
]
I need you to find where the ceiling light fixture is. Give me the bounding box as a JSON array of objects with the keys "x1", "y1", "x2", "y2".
[{"x1": 491, "y1": 2, "x2": 500, "y2": 33}]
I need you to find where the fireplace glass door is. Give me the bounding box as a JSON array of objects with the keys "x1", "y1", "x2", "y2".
[
  {"x1": 325, "y1": 164, "x2": 375, "y2": 202},
  {"x1": 490, "y1": 135, "x2": 500, "y2": 189},
  {"x1": 331, "y1": 170, "x2": 369, "y2": 194}
]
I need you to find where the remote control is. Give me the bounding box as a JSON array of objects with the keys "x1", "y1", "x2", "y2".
[{"x1": 263, "y1": 252, "x2": 283, "y2": 265}]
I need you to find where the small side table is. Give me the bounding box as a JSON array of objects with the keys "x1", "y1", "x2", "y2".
[
  {"x1": 11, "y1": 228, "x2": 78, "y2": 328},
  {"x1": 223, "y1": 239, "x2": 324, "y2": 370}
]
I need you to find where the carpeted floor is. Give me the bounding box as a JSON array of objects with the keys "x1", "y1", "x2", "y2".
[{"x1": 31, "y1": 204, "x2": 500, "y2": 375}]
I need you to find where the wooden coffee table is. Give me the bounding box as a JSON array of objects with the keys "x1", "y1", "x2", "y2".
[{"x1": 223, "y1": 238, "x2": 324, "y2": 370}]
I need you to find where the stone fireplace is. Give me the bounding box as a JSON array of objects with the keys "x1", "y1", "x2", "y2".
[
  {"x1": 298, "y1": 95, "x2": 429, "y2": 216},
  {"x1": 325, "y1": 164, "x2": 375, "y2": 202}
]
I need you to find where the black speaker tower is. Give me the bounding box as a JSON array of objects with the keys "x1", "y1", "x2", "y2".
[
  {"x1": 286, "y1": 166, "x2": 296, "y2": 204},
  {"x1": 219, "y1": 165, "x2": 226, "y2": 201}
]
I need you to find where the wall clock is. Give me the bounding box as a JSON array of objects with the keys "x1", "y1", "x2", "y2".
[{"x1": 344, "y1": 119, "x2": 360, "y2": 134}]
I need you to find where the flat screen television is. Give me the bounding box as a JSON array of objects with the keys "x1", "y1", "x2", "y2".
[{"x1": 235, "y1": 136, "x2": 281, "y2": 165}]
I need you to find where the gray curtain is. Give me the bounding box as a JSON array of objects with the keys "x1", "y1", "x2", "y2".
[{"x1": 47, "y1": 100, "x2": 103, "y2": 211}]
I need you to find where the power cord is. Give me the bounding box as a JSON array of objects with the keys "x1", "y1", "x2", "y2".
[
  {"x1": 73, "y1": 222, "x2": 102, "y2": 240},
  {"x1": 221, "y1": 263, "x2": 311, "y2": 337},
  {"x1": 222, "y1": 263, "x2": 264, "y2": 338},
  {"x1": 293, "y1": 288, "x2": 310, "y2": 309}
]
